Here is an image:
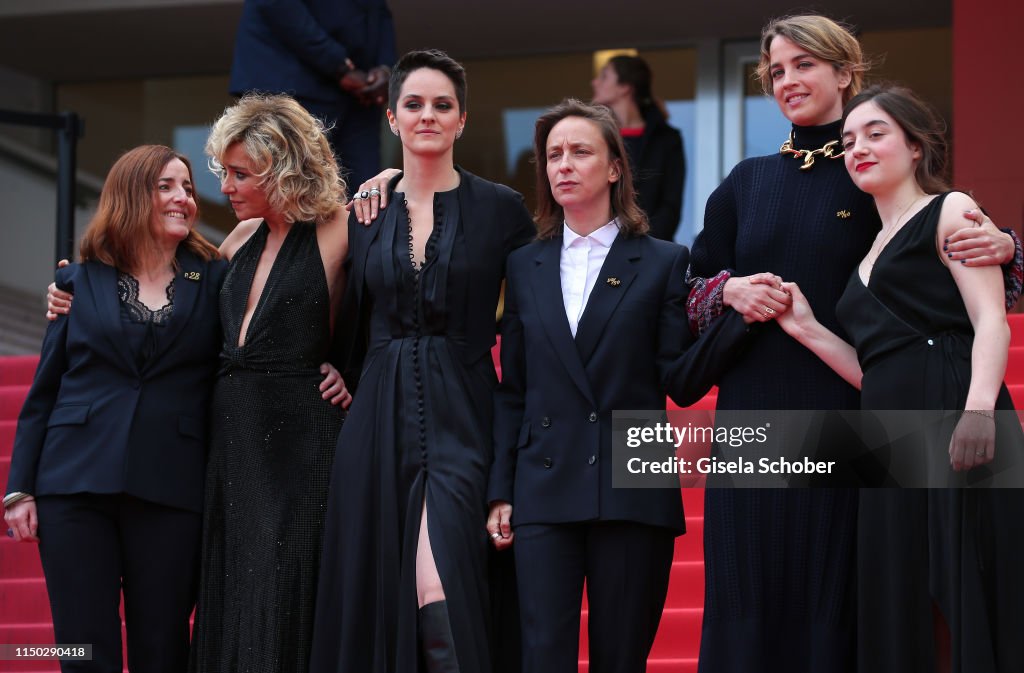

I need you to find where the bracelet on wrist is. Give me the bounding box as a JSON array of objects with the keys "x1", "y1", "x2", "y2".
[
  {"x1": 3, "y1": 492, "x2": 33, "y2": 509},
  {"x1": 963, "y1": 409, "x2": 995, "y2": 420}
]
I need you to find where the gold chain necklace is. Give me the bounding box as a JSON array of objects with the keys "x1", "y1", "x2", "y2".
[{"x1": 779, "y1": 131, "x2": 844, "y2": 170}]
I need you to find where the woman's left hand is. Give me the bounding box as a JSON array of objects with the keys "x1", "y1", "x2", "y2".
[
  {"x1": 949, "y1": 410, "x2": 995, "y2": 471},
  {"x1": 345, "y1": 168, "x2": 403, "y2": 225},
  {"x1": 3, "y1": 498, "x2": 38, "y2": 543},
  {"x1": 486, "y1": 501, "x2": 514, "y2": 550},
  {"x1": 319, "y1": 362, "x2": 352, "y2": 409},
  {"x1": 945, "y1": 209, "x2": 1013, "y2": 266}
]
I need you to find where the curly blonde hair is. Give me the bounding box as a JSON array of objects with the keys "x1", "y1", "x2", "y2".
[{"x1": 207, "y1": 93, "x2": 345, "y2": 224}]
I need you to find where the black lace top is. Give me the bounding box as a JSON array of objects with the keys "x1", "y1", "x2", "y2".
[{"x1": 118, "y1": 271, "x2": 174, "y2": 370}]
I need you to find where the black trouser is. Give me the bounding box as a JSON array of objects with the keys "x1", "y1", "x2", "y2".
[
  {"x1": 513, "y1": 521, "x2": 675, "y2": 673},
  {"x1": 35, "y1": 494, "x2": 201, "y2": 673}
]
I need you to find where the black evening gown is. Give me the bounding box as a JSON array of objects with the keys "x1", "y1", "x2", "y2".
[
  {"x1": 311, "y1": 189, "x2": 517, "y2": 673},
  {"x1": 689, "y1": 122, "x2": 877, "y2": 673},
  {"x1": 835, "y1": 192, "x2": 1024, "y2": 673},
  {"x1": 189, "y1": 221, "x2": 344, "y2": 673}
]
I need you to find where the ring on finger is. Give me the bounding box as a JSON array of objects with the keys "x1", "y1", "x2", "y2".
[
  {"x1": 490, "y1": 532, "x2": 501, "y2": 540},
  {"x1": 359, "y1": 190, "x2": 370, "y2": 200},
  {"x1": 763, "y1": 305, "x2": 776, "y2": 315},
  {"x1": 975, "y1": 450, "x2": 986, "y2": 457},
  {"x1": 369, "y1": 188, "x2": 381, "y2": 198}
]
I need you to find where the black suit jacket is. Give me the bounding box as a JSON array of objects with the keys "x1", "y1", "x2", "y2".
[
  {"x1": 489, "y1": 233, "x2": 746, "y2": 533},
  {"x1": 333, "y1": 167, "x2": 535, "y2": 387},
  {"x1": 229, "y1": 0, "x2": 396, "y2": 104},
  {"x1": 6, "y1": 253, "x2": 225, "y2": 513}
]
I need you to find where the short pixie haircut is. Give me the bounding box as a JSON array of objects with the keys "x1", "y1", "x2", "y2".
[
  {"x1": 388, "y1": 49, "x2": 468, "y2": 113},
  {"x1": 206, "y1": 93, "x2": 345, "y2": 223}
]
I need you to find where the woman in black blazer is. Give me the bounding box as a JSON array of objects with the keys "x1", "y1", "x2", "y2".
[
  {"x1": 592, "y1": 55, "x2": 686, "y2": 241},
  {"x1": 3, "y1": 145, "x2": 224, "y2": 673},
  {"x1": 486, "y1": 99, "x2": 730, "y2": 673}
]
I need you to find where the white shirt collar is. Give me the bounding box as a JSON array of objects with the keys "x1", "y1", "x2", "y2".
[{"x1": 562, "y1": 218, "x2": 620, "y2": 250}]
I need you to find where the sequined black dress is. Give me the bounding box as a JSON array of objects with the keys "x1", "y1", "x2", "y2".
[
  {"x1": 189, "y1": 221, "x2": 344, "y2": 673},
  {"x1": 835, "y1": 193, "x2": 1024, "y2": 673},
  {"x1": 311, "y1": 179, "x2": 533, "y2": 673}
]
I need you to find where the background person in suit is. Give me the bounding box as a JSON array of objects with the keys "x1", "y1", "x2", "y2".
[
  {"x1": 230, "y1": 0, "x2": 397, "y2": 188},
  {"x1": 486, "y1": 99, "x2": 736, "y2": 673},
  {"x1": 3, "y1": 145, "x2": 224, "y2": 673},
  {"x1": 591, "y1": 55, "x2": 685, "y2": 242}
]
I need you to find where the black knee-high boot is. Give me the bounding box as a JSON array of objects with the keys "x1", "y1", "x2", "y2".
[{"x1": 419, "y1": 601, "x2": 460, "y2": 673}]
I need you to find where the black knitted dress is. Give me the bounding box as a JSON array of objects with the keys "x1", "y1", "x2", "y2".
[
  {"x1": 189, "y1": 221, "x2": 344, "y2": 673},
  {"x1": 688, "y1": 121, "x2": 877, "y2": 673}
]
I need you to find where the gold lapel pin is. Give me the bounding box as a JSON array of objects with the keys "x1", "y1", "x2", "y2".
[
  {"x1": 606, "y1": 277, "x2": 621, "y2": 287},
  {"x1": 184, "y1": 271, "x2": 201, "y2": 281},
  {"x1": 836, "y1": 210, "x2": 852, "y2": 219}
]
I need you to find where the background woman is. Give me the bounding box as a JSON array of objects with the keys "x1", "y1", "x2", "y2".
[
  {"x1": 4, "y1": 145, "x2": 223, "y2": 672},
  {"x1": 685, "y1": 15, "x2": 1021, "y2": 673},
  {"x1": 591, "y1": 54, "x2": 685, "y2": 241},
  {"x1": 187, "y1": 94, "x2": 349, "y2": 673},
  {"x1": 777, "y1": 84, "x2": 1024, "y2": 673},
  {"x1": 310, "y1": 49, "x2": 535, "y2": 673}
]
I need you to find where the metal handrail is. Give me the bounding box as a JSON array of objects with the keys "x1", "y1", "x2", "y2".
[{"x1": 0, "y1": 109, "x2": 84, "y2": 264}]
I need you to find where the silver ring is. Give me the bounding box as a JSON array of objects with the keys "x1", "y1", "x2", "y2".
[
  {"x1": 490, "y1": 532, "x2": 501, "y2": 540},
  {"x1": 763, "y1": 306, "x2": 775, "y2": 315},
  {"x1": 369, "y1": 188, "x2": 381, "y2": 198},
  {"x1": 359, "y1": 190, "x2": 370, "y2": 200},
  {"x1": 975, "y1": 451, "x2": 986, "y2": 457}
]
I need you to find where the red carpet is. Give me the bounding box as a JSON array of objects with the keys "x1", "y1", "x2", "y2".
[{"x1": 4, "y1": 316, "x2": 1024, "y2": 672}]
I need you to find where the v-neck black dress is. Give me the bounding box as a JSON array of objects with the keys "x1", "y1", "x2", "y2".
[
  {"x1": 835, "y1": 192, "x2": 1024, "y2": 673},
  {"x1": 189, "y1": 221, "x2": 344, "y2": 673}
]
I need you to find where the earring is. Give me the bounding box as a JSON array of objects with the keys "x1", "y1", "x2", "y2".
[
  {"x1": 456, "y1": 128, "x2": 463, "y2": 139},
  {"x1": 391, "y1": 127, "x2": 399, "y2": 137}
]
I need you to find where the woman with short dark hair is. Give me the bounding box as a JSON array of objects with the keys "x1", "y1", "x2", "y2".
[{"x1": 310, "y1": 49, "x2": 535, "y2": 673}]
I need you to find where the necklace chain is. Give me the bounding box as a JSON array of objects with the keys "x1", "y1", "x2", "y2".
[
  {"x1": 779, "y1": 131, "x2": 844, "y2": 170},
  {"x1": 867, "y1": 196, "x2": 926, "y2": 268}
]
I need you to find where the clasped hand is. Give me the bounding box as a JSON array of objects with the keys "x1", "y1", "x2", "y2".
[{"x1": 723, "y1": 272, "x2": 792, "y2": 324}]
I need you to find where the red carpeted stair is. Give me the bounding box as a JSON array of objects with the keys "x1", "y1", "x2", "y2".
[{"x1": 5, "y1": 317, "x2": 1024, "y2": 672}]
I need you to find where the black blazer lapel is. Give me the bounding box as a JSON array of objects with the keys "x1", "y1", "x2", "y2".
[
  {"x1": 147, "y1": 251, "x2": 202, "y2": 369},
  {"x1": 530, "y1": 239, "x2": 595, "y2": 405},
  {"x1": 85, "y1": 262, "x2": 138, "y2": 374},
  {"x1": 573, "y1": 233, "x2": 640, "y2": 364}
]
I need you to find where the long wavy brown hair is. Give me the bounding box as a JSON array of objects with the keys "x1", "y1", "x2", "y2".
[
  {"x1": 533, "y1": 99, "x2": 648, "y2": 240},
  {"x1": 79, "y1": 145, "x2": 218, "y2": 269}
]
